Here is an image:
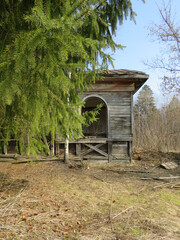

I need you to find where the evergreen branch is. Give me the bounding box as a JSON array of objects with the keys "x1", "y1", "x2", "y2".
[{"x1": 67, "y1": 0, "x2": 87, "y2": 17}]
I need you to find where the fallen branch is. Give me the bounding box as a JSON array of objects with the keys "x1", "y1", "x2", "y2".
[
  {"x1": 0, "y1": 159, "x2": 15, "y2": 163},
  {"x1": 0, "y1": 154, "x2": 17, "y2": 159},
  {"x1": 109, "y1": 185, "x2": 114, "y2": 232},
  {"x1": 107, "y1": 169, "x2": 151, "y2": 174},
  {"x1": 12, "y1": 158, "x2": 64, "y2": 164},
  {"x1": 158, "y1": 176, "x2": 180, "y2": 180},
  {"x1": 141, "y1": 176, "x2": 180, "y2": 181}
]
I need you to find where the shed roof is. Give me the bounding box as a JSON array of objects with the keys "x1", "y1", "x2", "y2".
[{"x1": 98, "y1": 69, "x2": 149, "y2": 93}]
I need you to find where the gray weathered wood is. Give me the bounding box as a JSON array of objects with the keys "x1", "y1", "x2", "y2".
[
  {"x1": 76, "y1": 143, "x2": 81, "y2": 156},
  {"x1": 128, "y1": 141, "x2": 132, "y2": 162},
  {"x1": 130, "y1": 92, "x2": 133, "y2": 135},
  {"x1": 56, "y1": 136, "x2": 133, "y2": 143},
  {"x1": 83, "y1": 156, "x2": 108, "y2": 160},
  {"x1": 112, "y1": 143, "x2": 127, "y2": 156},
  {"x1": 76, "y1": 138, "x2": 107, "y2": 144},
  {"x1": 108, "y1": 141, "x2": 112, "y2": 162},
  {"x1": 160, "y1": 162, "x2": 178, "y2": 170},
  {"x1": 87, "y1": 84, "x2": 135, "y2": 92},
  {"x1": 55, "y1": 142, "x2": 59, "y2": 155},
  {"x1": 56, "y1": 70, "x2": 148, "y2": 161},
  {"x1": 84, "y1": 143, "x2": 108, "y2": 157},
  {"x1": 80, "y1": 143, "x2": 104, "y2": 156}
]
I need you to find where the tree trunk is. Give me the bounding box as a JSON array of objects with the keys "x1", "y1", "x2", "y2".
[
  {"x1": 3, "y1": 142, "x2": 7, "y2": 155},
  {"x1": 50, "y1": 139, "x2": 55, "y2": 156},
  {"x1": 64, "y1": 138, "x2": 69, "y2": 164},
  {"x1": 43, "y1": 134, "x2": 50, "y2": 156}
]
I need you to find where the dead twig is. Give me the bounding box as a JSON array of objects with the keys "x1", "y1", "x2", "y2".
[
  {"x1": 89, "y1": 175, "x2": 105, "y2": 182},
  {"x1": 1, "y1": 188, "x2": 26, "y2": 218},
  {"x1": 112, "y1": 206, "x2": 133, "y2": 220},
  {"x1": 109, "y1": 185, "x2": 113, "y2": 221},
  {"x1": 153, "y1": 182, "x2": 173, "y2": 189},
  {"x1": 109, "y1": 185, "x2": 114, "y2": 232}
]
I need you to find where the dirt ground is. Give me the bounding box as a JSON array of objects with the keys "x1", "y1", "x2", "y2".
[{"x1": 0, "y1": 151, "x2": 180, "y2": 240}]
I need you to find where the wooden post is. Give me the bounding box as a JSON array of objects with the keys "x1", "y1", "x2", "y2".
[
  {"x1": 76, "y1": 143, "x2": 81, "y2": 156},
  {"x1": 55, "y1": 142, "x2": 59, "y2": 156},
  {"x1": 108, "y1": 141, "x2": 112, "y2": 162},
  {"x1": 128, "y1": 141, "x2": 132, "y2": 162},
  {"x1": 17, "y1": 140, "x2": 21, "y2": 155},
  {"x1": 130, "y1": 92, "x2": 133, "y2": 135}
]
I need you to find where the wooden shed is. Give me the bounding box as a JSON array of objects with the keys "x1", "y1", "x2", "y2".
[{"x1": 56, "y1": 69, "x2": 149, "y2": 162}]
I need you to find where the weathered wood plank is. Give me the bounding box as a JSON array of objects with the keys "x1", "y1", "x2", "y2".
[
  {"x1": 130, "y1": 92, "x2": 133, "y2": 135},
  {"x1": 112, "y1": 143, "x2": 128, "y2": 155},
  {"x1": 83, "y1": 156, "x2": 108, "y2": 160},
  {"x1": 84, "y1": 143, "x2": 108, "y2": 157},
  {"x1": 86, "y1": 84, "x2": 135, "y2": 92},
  {"x1": 80, "y1": 143, "x2": 104, "y2": 156},
  {"x1": 76, "y1": 143, "x2": 81, "y2": 156},
  {"x1": 76, "y1": 138, "x2": 107, "y2": 143},
  {"x1": 56, "y1": 136, "x2": 133, "y2": 143},
  {"x1": 0, "y1": 154, "x2": 16, "y2": 158},
  {"x1": 128, "y1": 141, "x2": 132, "y2": 162},
  {"x1": 108, "y1": 141, "x2": 112, "y2": 162}
]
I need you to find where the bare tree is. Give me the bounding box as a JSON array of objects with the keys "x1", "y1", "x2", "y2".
[
  {"x1": 133, "y1": 86, "x2": 180, "y2": 152},
  {"x1": 148, "y1": 0, "x2": 180, "y2": 94},
  {"x1": 136, "y1": 98, "x2": 180, "y2": 152}
]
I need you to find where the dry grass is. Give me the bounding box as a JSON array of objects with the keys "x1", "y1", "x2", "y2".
[{"x1": 0, "y1": 153, "x2": 180, "y2": 239}]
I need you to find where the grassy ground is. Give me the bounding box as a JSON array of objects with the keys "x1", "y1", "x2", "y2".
[{"x1": 0, "y1": 152, "x2": 180, "y2": 240}]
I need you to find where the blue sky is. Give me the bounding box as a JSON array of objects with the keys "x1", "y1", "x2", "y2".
[{"x1": 109, "y1": 0, "x2": 180, "y2": 103}]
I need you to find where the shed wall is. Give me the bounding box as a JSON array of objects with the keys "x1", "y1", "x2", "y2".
[{"x1": 81, "y1": 92, "x2": 132, "y2": 139}]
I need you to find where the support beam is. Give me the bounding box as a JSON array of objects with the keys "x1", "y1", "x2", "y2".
[
  {"x1": 76, "y1": 143, "x2": 81, "y2": 156},
  {"x1": 128, "y1": 141, "x2": 132, "y2": 162},
  {"x1": 108, "y1": 141, "x2": 112, "y2": 162},
  {"x1": 55, "y1": 142, "x2": 59, "y2": 156}
]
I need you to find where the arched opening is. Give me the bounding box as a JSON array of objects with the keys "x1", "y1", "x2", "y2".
[{"x1": 82, "y1": 96, "x2": 108, "y2": 138}]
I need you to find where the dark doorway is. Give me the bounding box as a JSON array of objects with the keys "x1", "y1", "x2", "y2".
[{"x1": 82, "y1": 96, "x2": 108, "y2": 138}]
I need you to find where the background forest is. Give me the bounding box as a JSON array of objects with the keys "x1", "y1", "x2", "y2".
[{"x1": 133, "y1": 85, "x2": 180, "y2": 152}]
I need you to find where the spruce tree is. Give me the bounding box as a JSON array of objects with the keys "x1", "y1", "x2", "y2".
[
  {"x1": 133, "y1": 85, "x2": 158, "y2": 150},
  {"x1": 0, "y1": 0, "x2": 142, "y2": 154},
  {"x1": 134, "y1": 85, "x2": 157, "y2": 117}
]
